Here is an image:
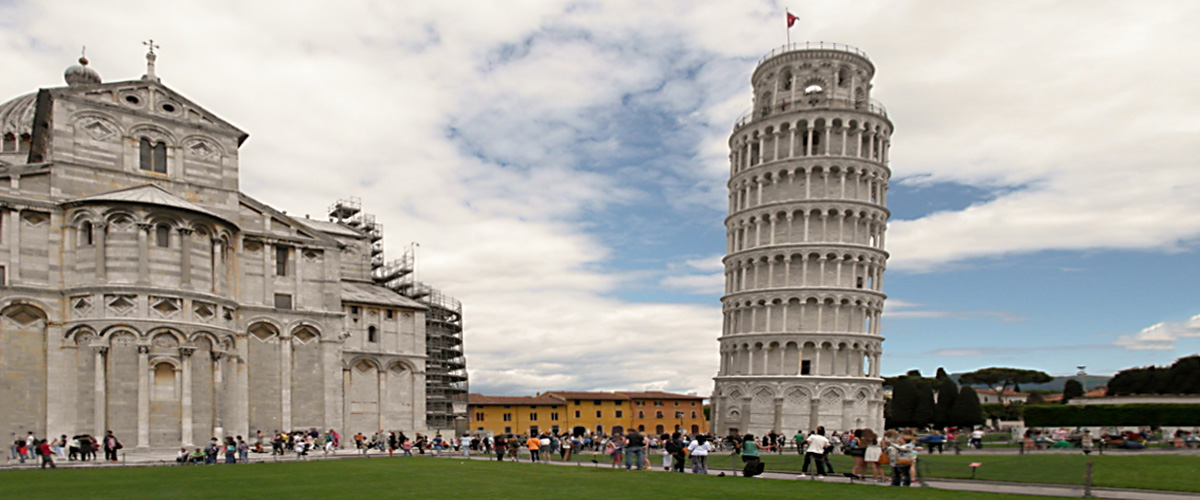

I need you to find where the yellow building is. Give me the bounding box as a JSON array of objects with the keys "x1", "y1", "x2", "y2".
[
  {"x1": 543, "y1": 391, "x2": 632, "y2": 436},
  {"x1": 620, "y1": 391, "x2": 708, "y2": 436},
  {"x1": 467, "y1": 394, "x2": 565, "y2": 436}
]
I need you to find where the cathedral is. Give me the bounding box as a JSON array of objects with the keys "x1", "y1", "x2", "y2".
[{"x1": 0, "y1": 49, "x2": 430, "y2": 449}]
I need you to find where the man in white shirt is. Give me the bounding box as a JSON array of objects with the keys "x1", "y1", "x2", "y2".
[{"x1": 801, "y1": 429, "x2": 830, "y2": 476}]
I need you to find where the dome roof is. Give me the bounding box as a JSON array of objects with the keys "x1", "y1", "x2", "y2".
[
  {"x1": 0, "y1": 92, "x2": 36, "y2": 138},
  {"x1": 64, "y1": 57, "x2": 101, "y2": 87}
]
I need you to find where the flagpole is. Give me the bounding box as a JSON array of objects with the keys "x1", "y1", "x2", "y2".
[{"x1": 785, "y1": 8, "x2": 791, "y2": 46}]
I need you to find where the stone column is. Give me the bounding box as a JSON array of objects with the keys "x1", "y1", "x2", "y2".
[
  {"x1": 212, "y1": 352, "x2": 224, "y2": 439},
  {"x1": 178, "y1": 228, "x2": 192, "y2": 287},
  {"x1": 136, "y1": 223, "x2": 152, "y2": 284},
  {"x1": 808, "y1": 398, "x2": 820, "y2": 430},
  {"x1": 94, "y1": 222, "x2": 107, "y2": 280},
  {"x1": 773, "y1": 397, "x2": 784, "y2": 432},
  {"x1": 263, "y1": 242, "x2": 272, "y2": 305},
  {"x1": 377, "y1": 366, "x2": 387, "y2": 430},
  {"x1": 93, "y1": 345, "x2": 108, "y2": 437},
  {"x1": 7, "y1": 210, "x2": 20, "y2": 282},
  {"x1": 137, "y1": 344, "x2": 150, "y2": 449},
  {"x1": 342, "y1": 368, "x2": 351, "y2": 436},
  {"x1": 180, "y1": 347, "x2": 195, "y2": 447},
  {"x1": 281, "y1": 335, "x2": 292, "y2": 431}
]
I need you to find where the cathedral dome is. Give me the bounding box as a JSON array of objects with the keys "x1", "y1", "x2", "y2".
[
  {"x1": 0, "y1": 92, "x2": 36, "y2": 139},
  {"x1": 64, "y1": 57, "x2": 102, "y2": 86}
]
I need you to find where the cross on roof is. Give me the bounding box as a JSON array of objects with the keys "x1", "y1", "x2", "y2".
[{"x1": 143, "y1": 39, "x2": 159, "y2": 55}]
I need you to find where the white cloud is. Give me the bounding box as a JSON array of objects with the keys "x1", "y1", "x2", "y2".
[
  {"x1": 883, "y1": 299, "x2": 1023, "y2": 322},
  {"x1": 1114, "y1": 316, "x2": 1200, "y2": 351}
]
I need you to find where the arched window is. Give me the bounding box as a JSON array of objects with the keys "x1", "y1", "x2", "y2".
[
  {"x1": 367, "y1": 325, "x2": 378, "y2": 343},
  {"x1": 2, "y1": 133, "x2": 14, "y2": 152},
  {"x1": 80, "y1": 223, "x2": 94, "y2": 246},
  {"x1": 18, "y1": 133, "x2": 31, "y2": 153},
  {"x1": 139, "y1": 137, "x2": 168, "y2": 173},
  {"x1": 155, "y1": 224, "x2": 170, "y2": 248}
]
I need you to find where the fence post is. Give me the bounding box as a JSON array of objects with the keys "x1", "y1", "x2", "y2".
[
  {"x1": 916, "y1": 458, "x2": 928, "y2": 488},
  {"x1": 1083, "y1": 461, "x2": 1094, "y2": 498}
]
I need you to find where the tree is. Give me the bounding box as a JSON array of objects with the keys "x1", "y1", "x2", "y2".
[
  {"x1": 934, "y1": 376, "x2": 958, "y2": 428},
  {"x1": 1026, "y1": 392, "x2": 1047, "y2": 405},
  {"x1": 887, "y1": 377, "x2": 917, "y2": 428},
  {"x1": 958, "y1": 367, "x2": 1054, "y2": 398},
  {"x1": 950, "y1": 386, "x2": 984, "y2": 428},
  {"x1": 1062, "y1": 379, "x2": 1084, "y2": 403},
  {"x1": 1109, "y1": 356, "x2": 1200, "y2": 395},
  {"x1": 913, "y1": 380, "x2": 936, "y2": 429},
  {"x1": 935, "y1": 367, "x2": 951, "y2": 381}
]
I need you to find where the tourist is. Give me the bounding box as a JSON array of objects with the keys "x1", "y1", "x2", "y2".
[
  {"x1": 176, "y1": 447, "x2": 189, "y2": 465},
  {"x1": 294, "y1": 434, "x2": 307, "y2": 459},
  {"x1": 687, "y1": 434, "x2": 712, "y2": 474},
  {"x1": 799, "y1": 428, "x2": 829, "y2": 476},
  {"x1": 741, "y1": 434, "x2": 762, "y2": 477},
  {"x1": 494, "y1": 435, "x2": 507, "y2": 461},
  {"x1": 969, "y1": 427, "x2": 985, "y2": 449},
  {"x1": 189, "y1": 448, "x2": 205, "y2": 464},
  {"x1": 886, "y1": 434, "x2": 917, "y2": 487},
  {"x1": 433, "y1": 434, "x2": 445, "y2": 454},
  {"x1": 526, "y1": 434, "x2": 541, "y2": 463},
  {"x1": 387, "y1": 431, "x2": 397, "y2": 457},
  {"x1": 624, "y1": 430, "x2": 646, "y2": 470},
  {"x1": 862, "y1": 429, "x2": 885, "y2": 482},
  {"x1": 10, "y1": 433, "x2": 25, "y2": 464},
  {"x1": 1082, "y1": 430, "x2": 1094, "y2": 455},
  {"x1": 224, "y1": 437, "x2": 237, "y2": 464},
  {"x1": 604, "y1": 436, "x2": 620, "y2": 468},
  {"x1": 37, "y1": 440, "x2": 56, "y2": 468},
  {"x1": 847, "y1": 429, "x2": 866, "y2": 478},
  {"x1": 237, "y1": 437, "x2": 249, "y2": 462},
  {"x1": 665, "y1": 432, "x2": 686, "y2": 473},
  {"x1": 792, "y1": 429, "x2": 805, "y2": 453},
  {"x1": 103, "y1": 430, "x2": 122, "y2": 462}
]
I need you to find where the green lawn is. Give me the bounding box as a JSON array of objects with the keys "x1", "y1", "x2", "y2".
[
  {"x1": 535, "y1": 450, "x2": 1200, "y2": 492},
  {"x1": 0, "y1": 457, "x2": 1067, "y2": 500}
]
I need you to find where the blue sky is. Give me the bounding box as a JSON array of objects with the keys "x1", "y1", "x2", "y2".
[{"x1": 2, "y1": 1, "x2": 1198, "y2": 395}]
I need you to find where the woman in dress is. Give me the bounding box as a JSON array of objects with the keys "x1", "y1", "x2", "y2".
[{"x1": 862, "y1": 429, "x2": 884, "y2": 482}]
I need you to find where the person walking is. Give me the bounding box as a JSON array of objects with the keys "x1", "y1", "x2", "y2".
[
  {"x1": 862, "y1": 429, "x2": 885, "y2": 482},
  {"x1": 847, "y1": 430, "x2": 866, "y2": 478},
  {"x1": 526, "y1": 434, "x2": 541, "y2": 463},
  {"x1": 494, "y1": 435, "x2": 507, "y2": 461},
  {"x1": 37, "y1": 440, "x2": 55, "y2": 469}
]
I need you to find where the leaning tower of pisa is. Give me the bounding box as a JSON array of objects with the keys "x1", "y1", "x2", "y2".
[{"x1": 712, "y1": 43, "x2": 892, "y2": 435}]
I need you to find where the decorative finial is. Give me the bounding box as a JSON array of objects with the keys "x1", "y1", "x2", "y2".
[
  {"x1": 142, "y1": 39, "x2": 160, "y2": 82},
  {"x1": 79, "y1": 45, "x2": 88, "y2": 66}
]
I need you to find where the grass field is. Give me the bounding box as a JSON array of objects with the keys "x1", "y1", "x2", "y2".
[
  {"x1": 0, "y1": 457, "x2": 1068, "y2": 500},
  {"x1": 531, "y1": 450, "x2": 1200, "y2": 492}
]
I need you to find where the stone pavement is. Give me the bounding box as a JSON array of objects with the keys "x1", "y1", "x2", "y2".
[{"x1": 4, "y1": 449, "x2": 1196, "y2": 500}]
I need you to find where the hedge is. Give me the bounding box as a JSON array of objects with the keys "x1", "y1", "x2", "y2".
[{"x1": 1024, "y1": 404, "x2": 1200, "y2": 427}]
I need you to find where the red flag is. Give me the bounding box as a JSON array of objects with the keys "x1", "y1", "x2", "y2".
[{"x1": 787, "y1": 12, "x2": 799, "y2": 28}]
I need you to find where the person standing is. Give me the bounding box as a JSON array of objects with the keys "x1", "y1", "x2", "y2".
[
  {"x1": 1082, "y1": 430, "x2": 1094, "y2": 455},
  {"x1": 792, "y1": 430, "x2": 805, "y2": 454},
  {"x1": 494, "y1": 435, "x2": 507, "y2": 461},
  {"x1": 237, "y1": 437, "x2": 249, "y2": 463},
  {"x1": 102, "y1": 431, "x2": 122, "y2": 463},
  {"x1": 800, "y1": 429, "x2": 830, "y2": 476},
  {"x1": 624, "y1": 430, "x2": 646, "y2": 470},
  {"x1": 526, "y1": 434, "x2": 541, "y2": 463},
  {"x1": 687, "y1": 435, "x2": 713, "y2": 474},
  {"x1": 887, "y1": 435, "x2": 916, "y2": 487},
  {"x1": 862, "y1": 429, "x2": 885, "y2": 482}
]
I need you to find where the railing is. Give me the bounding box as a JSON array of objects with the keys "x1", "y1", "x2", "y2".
[
  {"x1": 758, "y1": 41, "x2": 871, "y2": 66},
  {"x1": 732, "y1": 98, "x2": 889, "y2": 131}
]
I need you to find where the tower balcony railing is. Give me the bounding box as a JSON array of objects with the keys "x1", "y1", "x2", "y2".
[
  {"x1": 733, "y1": 98, "x2": 888, "y2": 131},
  {"x1": 758, "y1": 42, "x2": 871, "y2": 66}
]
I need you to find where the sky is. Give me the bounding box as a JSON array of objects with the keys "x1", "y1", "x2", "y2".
[{"x1": 2, "y1": 0, "x2": 1198, "y2": 397}]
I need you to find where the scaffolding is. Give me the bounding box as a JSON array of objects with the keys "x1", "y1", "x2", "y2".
[{"x1": 331, "y1": 198, "x2": 469, "y2": 430}]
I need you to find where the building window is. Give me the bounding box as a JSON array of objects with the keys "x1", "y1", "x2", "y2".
[
  {"x1": 503, "y1": 413, "x2": 512, "y2": 422},
  {"x1": 273, "y1": 294, "x2": 292, "y2": 310},
  {"x1": 551, "y1": 425, "x2": 559, "y2": 433},
  {"x1": 504, "y1": 427, "x2": 511, "y2": 433},
  {"x1": 691, "y1": 411, "x2": 697, "y2": 418},
  {"x1": 80, "y1": 224, "x2": 94, "y2": 246},
  {"x1": 801, "y1": 360, "x2": 812, "y2": 375},
  {"x1": 275, "y1": 245, "x2": 289, "y2": 276},
  {"x1": 593, "y1": 400, "x2": 601, "y2": 405},
  {"x1": 529, "y1": 413, "x2": 538, "y2": 421},
  {"x1": 654, "y1": 401, "x2": 664, "y2": 406},
  {"x1": 574, "y1": 400, "x2": 581, "y2": 405},
  {"x1": 367, "y1": 326, "x2": 378, "y2": 343},
  {"x1": 691, "y1": 402, "x2": 697, "y2": 406},
  {"x1": 155, "y1": 224, "x2": 170, "y2": 248},
  {"x1": 551, "y1": 413, "x2": 559, "y2": 421},
  {"x1": 656, "y1": 411, "x2": 663, "y2": 418},
  {"x1": 529, "y1": 425, "x2": 538, "y2": 435},
  {"x1": 673, "y1": 401, "x2": 680, "y2": 406},
  {"x1": 635, "y1": 401, "x2": 644, "y2": 406},
  {"x1": 386, "y1": 310, "x2": 394, "y2": 319},
  {"x1": 638, "y1": 425, "x2": 645, "y2": 432},
  {"x1": 0, "y1": 265, "x2": 5, "y2": 285},
  {"x1": 595, "y1": 411, "x2": 601, "y2": 418},
  {"x1": 574, "y1": 410, "x2": 581, "y2": 418},
  {"x1": 615, "y1": 410, "x2": 622, "y2": 418},
  {"x1": 1, "y1": 133, "x2": 14, "y2": 152},
  {"x1": 614, "y1": 401, "x2": 622, "y2": 406},
  {"x1": 139, "y1": 138, "x2": 167, "y2": 173},
  {"x1": 637, "y1": 411, "x2": 644, "y2": 418},
  {"x1": 474, "y1": 412, "x2": 484, "y2": 421}
]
